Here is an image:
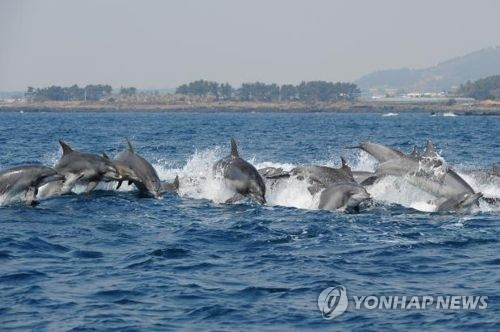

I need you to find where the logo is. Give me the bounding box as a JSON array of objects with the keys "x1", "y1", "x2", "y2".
[
  {"x1": 317, "y1": 285, "x2": 348, "y2": 320},
  {"x1": 318, "y1": 284, "x2": 488, "y2": 320}
]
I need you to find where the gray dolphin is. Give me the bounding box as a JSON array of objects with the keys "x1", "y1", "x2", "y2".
[
  {"x1": 214, "y1": 138, "x2": 266, "y2": 204},
  {"x1": 289, "y1": 158, "x2": 355, "y2": 194},
  {"x1": 375, "y1": 152, "x2": 475, "y2": 199},
  {"x1": 42, "y1": 140, "x2": 121, "y2": 196},
  {"x1": 114, "y1": 140, "x2": 163, "y2": 198},
  {"x1": 348, "y1": 142, "x2": 405, "y2": 163},
  {"x1": 435, "y1": 192, "x2": 483, "y2": 212},
  {"x1": 259, "y1": 157, "x2": 355, "y2": 194},
  {"x1": 0, "y1": 165, "x2": 64, "y2": 205},
  {"x1": 259, "y1": 158, "x2": 371, "y2": 211},
  {"x1": 351, "y1": 140, "x2": 480, "y2": 211},
  {"x1": 259, "y1": 162, "x2": 378, "y2": 188},
  {"x1": 319, "y1": 183, "x2": 371, "y2": 211}
]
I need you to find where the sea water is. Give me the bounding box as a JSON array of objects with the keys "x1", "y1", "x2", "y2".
[{"x1": 0, "y1": 111, "x2": 499, "y2": 330}]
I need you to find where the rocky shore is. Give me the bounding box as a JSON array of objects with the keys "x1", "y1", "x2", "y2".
[{"x1": 1, "y1": 99, "x2": 500, "y2": 114}]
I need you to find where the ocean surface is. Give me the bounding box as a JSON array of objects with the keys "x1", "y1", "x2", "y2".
[{"x1": 0, "y1": 110, "x2": 499, "y2": 331}]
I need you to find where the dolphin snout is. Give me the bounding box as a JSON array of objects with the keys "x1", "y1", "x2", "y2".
[
  {"x1": 55, "y1": 173, "x2": 66, "y2": 183},
  {"x1": 252, "y1": 194, "x2": 266, "y2": 205},
  {"x1": 42, "y1": 173, "x2": 66, "y2": 185},
  {"x1": 105, "y1": 165, "x2": 123, "y2": 180}
]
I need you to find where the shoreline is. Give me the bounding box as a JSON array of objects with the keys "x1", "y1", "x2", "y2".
[{"x1": 1, "y1": 100, "x2": 500, "y2": 114}]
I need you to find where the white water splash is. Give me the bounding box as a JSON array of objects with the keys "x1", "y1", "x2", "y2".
[{"x1": 4, "y1": 147, "x2": 499, "y2": 213}]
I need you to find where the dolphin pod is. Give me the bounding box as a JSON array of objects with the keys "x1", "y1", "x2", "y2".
[
  {"x1": 0, "y1": 165, "x2": 64, "y2": 205},
  {"x1": 0, "y1": 138, "x2": 497, "y2": 212},
  {"x1": 348, "y1": 140, "x2": 484, "y2": 212},
  {"x1": 257, "y1": 157, "x2": 371, "y2": 212}
]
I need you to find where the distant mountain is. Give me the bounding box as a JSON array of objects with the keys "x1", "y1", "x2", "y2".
[{"x1": 356, "y1": 47, "x2": 500, "y2": 93}]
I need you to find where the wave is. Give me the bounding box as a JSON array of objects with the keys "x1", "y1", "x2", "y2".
[
  {"x1": 152, "y1": 148, "x2": 499, "y2": 213},
  {"x1": 4, "y1": 148, "x2": 499, "y2": 213},
  {"x1": 382, "y1": 113, "x2": 399, "y2": 117},
  {"x1": 443, "y1": 112, "x2": 457, "y2": 117}
]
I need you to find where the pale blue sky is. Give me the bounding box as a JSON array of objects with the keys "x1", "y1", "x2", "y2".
[{"x1": 1, "y1": 0, "x2": 499, "y2": 90}]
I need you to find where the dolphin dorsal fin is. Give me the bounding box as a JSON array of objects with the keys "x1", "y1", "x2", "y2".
[
  {"x1": 230, "y1": 138, "x2": 239, "y2": 158},
  {"x1": 173, "y1": 175, "x2": 180, "y2": 190},
  {"x1": 341, "y1": 156, "x2": 348, "y2": 168},
  {"x1": 126, "y1": 139, "x2": 134, "y2": 153},
  {"x1": 423, "y1": 140, "x2": 438, "y2": 158},
  {"x1": 410, "y1": 145, "x2": 420, "y2": 158},
  {"x1": 102, "y1": 152, "x2": 110, "y2": 160},
  {"x1": 59, "y1": 140, "x2": 73, "y2": 155},
  {"x1": 340, "y1": 156, "x2": 354, "y2": 178}
]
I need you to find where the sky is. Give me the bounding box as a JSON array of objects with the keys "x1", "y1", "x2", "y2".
[{"x1": 1, "y1": 0, "x2": 500, "y2": 91}]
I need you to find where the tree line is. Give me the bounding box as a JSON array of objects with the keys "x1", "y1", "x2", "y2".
[
  {"x1": 457, "y1": 75, "x2": 500, "y2": 100},
  {"x1": 25, "y1": 85, "x2": 137, "y2": 101},
  {"x1": 175, "y1": 80, "x2": 361, "y2": 102},
  {"x1": 25, "y1": 80, "x2": 362, "y2": 102}
]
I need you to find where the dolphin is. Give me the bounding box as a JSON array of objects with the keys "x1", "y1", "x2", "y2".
[
  {"x1": 288, "y1": 158, "x2": 355, "y2": 194},
  {"x1": 258, "y1": 167, "x2": 289, "y2": 179},
  {"x1": 213, "y1": 138, "x2": 266, "y2": 204},
  {"x1": 351, "y1": 140, "x2": 481, "y2": 211},
  {"x1": 318, "y1": 183, "x2": 371, "y2": 211},
  {"x1": 435, "y1": 192, "x2": 483, "y2": 212},
  {"x1": 348, "y1": 142, "x2": 405, "y2": 163},
  {"x1": 41, "y1": 140, "x2": 121, "y2": 196},
  {"x1": 0, "y1": 165, "x2": 64, "y2": 205},
  {"x1": 114, "y1": 140, "x2": 163, "y2": 198},
  {"x1": 259, "y1": 158, "x2": 370, "y2": 211},
  {"x1": 259, "y1": 157, "x2": 355, "y2": 194},
  {"x1": 162, "y1": 175, "x2": 180, "y2": 193},
  {"x1": 374, "y1": 152, "x2": 475, "y2": 199}
]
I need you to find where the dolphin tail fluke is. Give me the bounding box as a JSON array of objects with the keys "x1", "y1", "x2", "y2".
[
  {"x1": 161, "y1": 175, "x2": 180, "y2": 193},
  {"x1": 116, "y1": 180, "x2": 123, "y2": 189},
  {"x1": 59, "y1": 140, "x2": 73, "y2": 155},
  {"x1": 230, "y1": 138, "x2": 239, "y2": 158},
  {"x1": 360, "y1": 176, "x2": 379, "y2": 186},
  {"x1": 226, "y1": 193, "x2": 245, "y2": 204},
  {"x1": 126, "y1": 138, "x2": 134, "y2": 153}
]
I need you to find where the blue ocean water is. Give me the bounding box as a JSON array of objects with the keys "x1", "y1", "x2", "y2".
[{"x1": 0, "y1": 111, "x2": 499, "y2": 330}]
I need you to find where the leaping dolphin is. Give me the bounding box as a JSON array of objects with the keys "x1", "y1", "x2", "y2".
[
  {"x1": 40, "y1": 140, "x2": 122, "y2": 196},
  {"x1": 350, "y1": 140, "x2": 480, "y2": 211},
  {"x1": 259, "y1": 157, "x2": 371, "y2": 211},
  {"x1": 435, "y1": 192, "x2": 483, "y2": 212},
  {"x1": 318, "y1": 183, "x2": 370, "y2": 212},
  {"x1": 0, "y1": 165, "x2": 64, "y2": 205},
  {"x1": 213, "y1": 138, "x2": 266, "y2": 204},
  {"x1": 348, "y1": 142, "x2": 405, "y2": 163},
  {"x1": 113, "y1": 140, "x2": 163, "y2": 198}
]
